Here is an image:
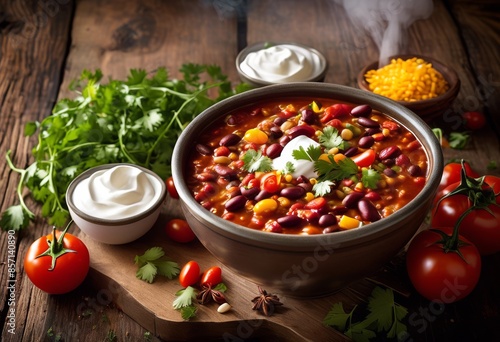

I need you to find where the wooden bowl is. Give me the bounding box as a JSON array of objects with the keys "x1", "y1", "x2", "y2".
[{"x1": 357, "y1": 55, "x2": 460, "y2": 122}]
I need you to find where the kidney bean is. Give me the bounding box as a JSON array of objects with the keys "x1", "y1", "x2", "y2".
[
  {"x1": 364, "y1": 191, "x2": 381, "y2": 201},
  {"x1": 344, "y1": 146, "x2": 359, "y2": 157},
  {"x1": 301, "y1": 109, "x2": 315, "y2": 124},
  {"x1": 240, "y1": 186, "x2": 259, "y2": 199},
  {"x1": 358, "y1": 136, "x2": 375, "y2": 149},
  {"x1": 323, "y1": 226, "x2": 339, "y2": 234},
  {"x1": 379, "y1": 146, "x2": 401, "y2": 160},
  {"x1": 254, "y1": 190, "x2": 272, "y2": 201},
  {"x1": 296, "y1": 175, "x2": 309, "y2": 183},
  {"x1": 214, "y1": 164, "x2": 237, "y2": 178},
  {"x1": 288, "y1": 125, "x2": 316, "y2": 139},
  {"x1": 269, "y1": 126, "x2": 283, "y2": 139},
  {"x1": 196, "y1": 172, "x2": 217, "y2": 182},
  {"x1": 277, "y1": 215, "x2": 305, "y2": 228},
  {"x1": 196, "y1": 143, "x2": 212, "y2": 155},
  {"x1": 383, "y1": 158, "x2": 395, "y2": 167},
  {"x1": 383, "y1": 168, "x2": 397, "y2": 178},
  {"x1": 225, "y1": 195, "x2": 247, "y2": 212},
  {"x1": 219, "y1": 133, "x2": 241, "y2": 147},
  {"x1": 350, "y1": 104, "x2": 372, "y2": 117},
  {"x1": 279, "y1": 135, "x2": 291, "y2": 146},
  {"x1": 274, "y1": 117, "x2": 287, "y2": 126},
  {"x1": 297, "y1": 182, "x2": 313, "y2": 192},
  {"x1": 342, "y1": 191, "x2": 365, "y2": 208},
  {"x1": 331, "y1": 205, "x2": 348, "y2": 215},
  {"x1": 365, "y1": 127, "x2": 381, "y2": 135},
  {"x1": 280, "y1": 186, "x2": 306, "y2": 200},
  {"x1": 318, "y1": 214, "x2": 337, "y2": 227},
  {"x1": 358, "y1": 199, "x2": 381, "y2": 222},
  {"x1": 357, "y1": 116, "x2": 380, "y2": 128},
  {"x1": 265, "y1": 143, "x2": 284, "y2": 159},
  {"x1": 407, "y1": 164, "x2": 422, "y2": 177},
  {"x1": 396, "y1": 154, "x2": 411, "y2": 167}
]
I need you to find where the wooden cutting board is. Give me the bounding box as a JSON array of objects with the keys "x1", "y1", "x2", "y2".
[{"x1": 78, "y1": 197, "x2": 393, "y2": 341}]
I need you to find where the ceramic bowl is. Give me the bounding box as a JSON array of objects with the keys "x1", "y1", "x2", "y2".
[
  {"x1": 357, "y1": 55, "x2": 460, "y2": 122},
  {"x1": 171, "y1": 83, "x2": 443, "y2": 297},
  {"x1": 236, "y1": 41, "x2": 328, "y2": 87},
  {"x1": 67, "y1": 163, "x2": 166, "y2": 245}
]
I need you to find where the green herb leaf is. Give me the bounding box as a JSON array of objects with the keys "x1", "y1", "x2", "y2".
[
  {"x1": 361, "y1": 168, "x2": 380, "y2": 189},
  {"x1": 180, "y1": 305, "x2": 198, "y2": 320},
  {"x1": 2, "y1": 65, "x2": 246, "y2": 230},
  {"x1": 280, "y1": 161, "x2": 296, "y2": 175},
  {"x1": 313, "y1": 180, "x2": 335, "y2": 197},
  {"x1": 319, "y1": 126, "x2": 349, "y2": 150},
  {"x1": 135, "y1": 247, "x2": 179, "y2": 283},
  {"x1": 449, "y1": 132, "x2": 470, "y2": 149},
  {"x1": 242, "y1": 149, "x2": 273, "y2": 172},
  {"x1": 315, "y1": 156, "x2": 357, "y2": 182},
  {"x1": 292, "y1": 145, "x2": 322, "y2": 162},
  {"x1": 173, "y1": 286, "x2": 197, "y2": 309},
  {"x1": 323, "y1": 302, "x2": 353, "y2": 331}
]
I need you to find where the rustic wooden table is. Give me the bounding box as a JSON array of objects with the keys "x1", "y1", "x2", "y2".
[{"x1": 1, "y1": 0, "x2": 499, "y2": 341}]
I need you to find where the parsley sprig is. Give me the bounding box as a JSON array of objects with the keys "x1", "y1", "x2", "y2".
[
  {"x1": 323, "y1": 286, "x2": 408, "y2": 341},
  {"x1": 1, "y1": 65, "x2": 250, "y2": 231},
  {"x1": 134, "y1": 247, "x2": 180, "y2": 283},
  {"x1": 242, "y1": 149, "x2": 273, "y2": 172}
]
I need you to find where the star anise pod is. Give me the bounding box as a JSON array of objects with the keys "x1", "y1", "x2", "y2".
[
  {"x1": 196, "y1": 284, "x2": 226, "y2": 305},
  {"x1": 251, "y1": 286, "x2": 283, "y2": 316}
]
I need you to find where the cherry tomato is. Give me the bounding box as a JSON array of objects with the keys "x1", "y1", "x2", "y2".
[
  {"x1": 24, "y1": 228, "x2": 90, "y2": 294},
  {"x1": 200, "y1": 266, "x2": 222, "y2": 287},
  {"x1": 437, "y1": 161, "x2": 479, "y2": 193},
  {"x1": 351, "y1": 149, "x2": 376, "y2": 168},
  {"x1": 320, "y1": 104, "x2": 349, "y2": 123},
  {"x1": 462, "y1": 111, "x2": 486, "y2": 130},
  {"x1": 166, "y1": 176, "x2": 179, "y2": 199},
  {"x1": 406, "y1": 227, "x2": 481, "y2": 303},
  {"x1": 260, "y1": 173, "x2": 280, "y2": 193},
  {"x1": 179, "y1": 260, "x2": 200, "y2": 288},
  {"x1": 165, "y1": 218, "x2": 196, "y2": 243}
]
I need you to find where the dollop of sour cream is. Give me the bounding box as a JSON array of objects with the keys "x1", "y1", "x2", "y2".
[
  {"x1": 72, "y1": 165, "x2": 162, "y2": 220},
  {"x1": 272, "y1": 135, "x2": 319, "y2": 178},
  {"x1": 240, "y1": 44, "x2": 323, "y2": 83}
]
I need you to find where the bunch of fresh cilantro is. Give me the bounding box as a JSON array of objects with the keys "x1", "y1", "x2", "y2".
[{"x1": 1, "y1": 64, "x2": 250, "y2": 231}]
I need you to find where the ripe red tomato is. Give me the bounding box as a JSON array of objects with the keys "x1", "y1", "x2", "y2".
[
  {"x1": 166, "y1": 176, "x2": 179, "y2": 199},
  {"x1": 200, "y1": 266, "x2": 222, "y2": 287},
  {"x1": 24, "y1": 228, "x2": 90, "y2": 294},
  {"x1": 165, "y1": 218, "x2": 196, "y2": 243},
  {"x1": 179, "y1": 260, "x2": 200, "y2": 288},
  {"x1": 432, "y1": 175, "x2": 500, "y2": 255},
  {"x1": 438, "y1": 161, "x2": 479, "y2": 193},
  {"x1": 406, "y1": 227, "x2": 481, "y2": 303},
  {"x1": 260, "y1": 173, "x2": 280, "y2": 193},
  {"x1": 462, "y1": 111, "x2": 486, "y2": 130},
  {"x1": 351, "y1": 149, "x2": 376, "y2": 168}
]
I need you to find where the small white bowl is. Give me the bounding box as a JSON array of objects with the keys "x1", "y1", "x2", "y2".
[{"x1": 66, "y1": 163, "x2": 166, "y2": 245}]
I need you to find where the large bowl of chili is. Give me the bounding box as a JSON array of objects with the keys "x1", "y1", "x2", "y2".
[{"x1": 172, "y1": 82, "x2": 443, "y2": 297}]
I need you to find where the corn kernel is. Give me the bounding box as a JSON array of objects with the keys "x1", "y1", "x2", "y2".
[
  {"x1": 341, "y1": 128, "x2": 353, "y2": 140},
  {"x1": 305, "y1": 192, "x2": 315, "y2": 202},
  {"x1": 338, "y1": 215, "x2": 362, "y2": 229},
  {"x1": 277, "y1": 197, "x2": 291, "y2": 208},
  {"x1": 253, "y1": 199, "x2": 278, "y2": 215},
  {"x1": 244, "y1": 128, "x2": 268, "y2": 145}
]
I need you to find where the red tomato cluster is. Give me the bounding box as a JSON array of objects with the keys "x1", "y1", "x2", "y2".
[
  {"x1": 179, "y1": 261, "x2": 222, "y2": 288},
  {"x1": 406, "y1": 160, "x2": 499, "y2": 303}
]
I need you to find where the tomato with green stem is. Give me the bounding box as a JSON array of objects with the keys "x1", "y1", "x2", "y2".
[
  {"x1": 406, "y1": 226, "x2": 481, "y2": 303},
  {"x1": 431, "y1": 161, "x2": 500, "y2": 255},
  {"x1": 24, "y1": 221, "x2": 90, "y2": 294},
  {"x1": 179, "y1": 260, "x2": 200, "y2": 288},
  {"x1": 437, "y1": 161, "x2": 478, "y2": 193},
  {"x1": 165, "y1": 218, "x2": 196, "y2": 243}
]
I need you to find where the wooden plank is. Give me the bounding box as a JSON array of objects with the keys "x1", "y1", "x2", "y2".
[{"x1": 58, "y1": 0, "x2": 240, "y2": 99}]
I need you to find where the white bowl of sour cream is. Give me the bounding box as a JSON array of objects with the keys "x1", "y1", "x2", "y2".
[
  {"x1": 66, "y1": 163, "x2": 166, "y2": 245},
  {"x1": 236, "y1": 42, "x2": 328, "y2": 86}
]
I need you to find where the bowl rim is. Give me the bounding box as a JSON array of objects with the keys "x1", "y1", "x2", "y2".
[
  {"x1": 236, "y1": 41, "x2": 329, "y2": 86},
  {"x1": 357, "y1": 54, "x2": 460, "y2": 105},
  {"x1": 172, "y1": 82, "x2": 443, "y2": 248},
  {"x1": 66, "y1": 163, "x2": 167, "y2": 225}
]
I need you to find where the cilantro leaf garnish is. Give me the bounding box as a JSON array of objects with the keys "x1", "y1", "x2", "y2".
[
  {"x1": 242, "y1": 149, "x2": 273, "y2": 172},
  {"x1": 361, "y1": 168, "x2": 380, "y2": 189},
  {"x1": 134, "y1": 247, "x2": 180, "y2": 283},
  {"x1": 449, "y1": 132, "x2": 470, "y2": 149},
  {"x1": 314, "y1": 156, "x2": 357, "y2": 182},
  {"x1": 173, "y1": 286, "x2": 197, "y2": 310},
  {"x1": 319, "y1": 126, "x2": 349, "y2": 150},
  {"x1": 323, "y1": 286, "x2": 408, "y2": 341},
  {"x1": 292, "y1": 145, "x2": 322, "y2": 162},
  {"x1": 2, "y1": 65, "x2": 249, "y2": 231},
  {"x1": 280, "y1": 161, "x2": 296, "y2": 175},
  {"x1": 313, "y1": 180, "x2": 335, "y2": 197}
]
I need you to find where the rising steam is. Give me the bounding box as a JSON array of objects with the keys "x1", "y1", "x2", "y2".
[{"x1": 334, "y1": 0, "x2": 434, "y2": 67}]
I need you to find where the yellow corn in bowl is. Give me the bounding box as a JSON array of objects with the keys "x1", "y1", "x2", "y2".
[{"x1": 358, "y1": 55, "x2": 460, "y2": 122}]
